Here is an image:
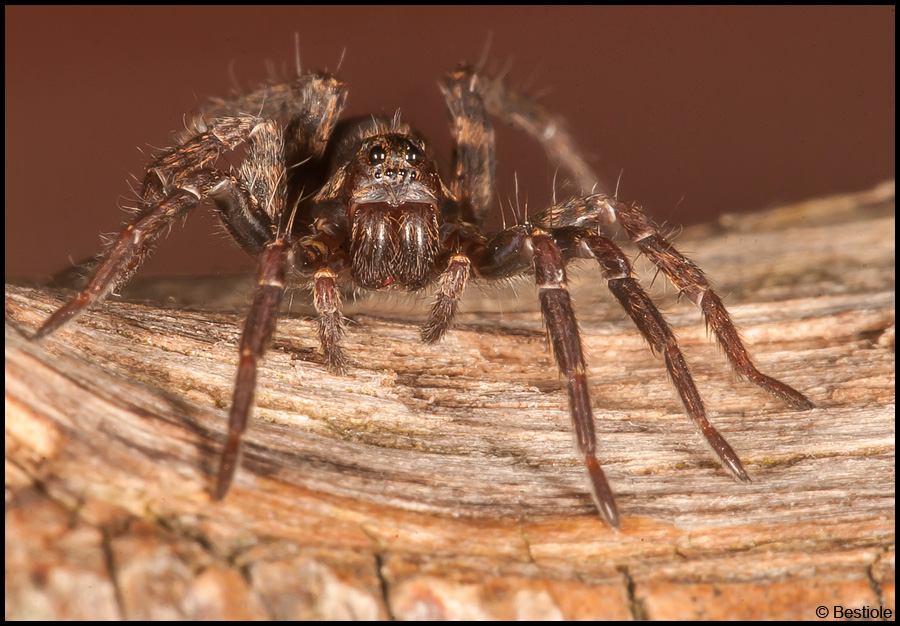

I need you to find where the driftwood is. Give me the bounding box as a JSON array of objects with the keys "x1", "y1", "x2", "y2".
[{"x1": 5, "y1": 181, "x2": 895, "y2": 620}]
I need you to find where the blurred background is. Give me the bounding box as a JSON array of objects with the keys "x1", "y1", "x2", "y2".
[{"x1": 5, "y1": 6, "x2": 893, "y2": 277}]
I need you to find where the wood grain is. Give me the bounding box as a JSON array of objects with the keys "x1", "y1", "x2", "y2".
[{"x1": 5, "y1": 181, "x2": 895, "y2": 619}]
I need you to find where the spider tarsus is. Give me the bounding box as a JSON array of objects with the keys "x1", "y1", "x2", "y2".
[
  {"x1": 420, "y1": 322, "x2": 444, "y2": 345},
  {"x1": 694, "y1": 417, "x2": 753, "y2": 483},
  {"x1": 421, "y1": 302, "x2": 453, "y2": 344},
  {"x1": 324, "y1": 349, "x2": 350, "y2": 376},
  {"x1": 722, "y1": 452, "x2": 752, "y2": 484},
  {"x1": 750, "y1": 372, "x2": 815, "y2": 410},
  {"x1": 422, "y1": 254, "x2": 471, "y2": 344},
  {"x1": 318, "y1": 328, "x2": 348, "y2": 373},
  {"x1": 693, "y1": 283, "x2": 813, "y2": 411},
  {"x1": 313, "y1": 268, "x2": 349, "y2": 374},
  {"x1": 789, "y1": 395, "x2": 815, "y2": 411},
  {"x1": 32, "y1": 299, "x2": 81, "y2": 341},
  {"x1": 214, "y1": 435, "x2": 241, "y2": 500},
  {"x1": 585, "y1": 456, "x2": 621, "y2": 529}
]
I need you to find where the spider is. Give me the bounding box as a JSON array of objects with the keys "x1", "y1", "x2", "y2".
[{"x1": 32, "y1": 60, "x2": 813, "y2": 529}]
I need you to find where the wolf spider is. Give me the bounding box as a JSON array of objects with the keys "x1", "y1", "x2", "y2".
[{"x1": 32, "y1": 61, "x2": 813, "y2": 528}]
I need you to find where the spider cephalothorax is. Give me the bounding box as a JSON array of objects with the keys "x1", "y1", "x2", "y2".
[
  {"x1": 32, "y1": 62, "x2": 813, "y2": 529},
  {"x1": 341, "y1": 126, "x2": 446, "y2": 290}
]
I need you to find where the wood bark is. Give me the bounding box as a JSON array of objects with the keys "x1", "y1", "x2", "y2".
[{"x1": 5, "y1": 181, "x2": 895, "y2": 620}]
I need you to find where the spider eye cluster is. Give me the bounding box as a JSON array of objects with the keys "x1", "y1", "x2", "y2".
[{"x1": 365, "y1": 138, "x2": 425, "y2": 168}]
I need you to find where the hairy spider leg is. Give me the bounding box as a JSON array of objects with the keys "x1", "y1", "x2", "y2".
[
  {"x1": 531, "y1": 230, "x2": 621, "y2": 527},
  {"x1": 432, "y1": 67, "x2": 619, "y2": 524},
  {"x1": 214, "y1": 74, "x2": 349, "y2": 497},
  {"x1": 441, "y1": 70, "x2": 497, "y2": 225},
  {"x1": 441, "y1": 66, "x2": 602, "y2": 228},
  {"x1": 431, "y1": 66, "x2": 812, "y2": 526},
  {"x1": 608, "y1": 197, "x2": 814, "y2": 410},
  {"x1": 440, "y1": 223, "x2": 623, "y2": 528},
  {"x1": 467, "y1": 66, "x2": 602, "y2": 199},
  {"x1": 216, "y1": 238, "x2": 292, "y2": 499},
  {"x1": 536, "y1": 195, "x2": 814, "y2": 410},
  {"x1": 580, "y1": 231, "x2": 751, "y2": 483},
  {"x1": 33, "y1": 115, "x2": 267, "y2": 340}
]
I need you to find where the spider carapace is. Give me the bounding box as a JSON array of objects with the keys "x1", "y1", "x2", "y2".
[{"x1": 33, "y1": 63, "x2": 813, "y2": 529}]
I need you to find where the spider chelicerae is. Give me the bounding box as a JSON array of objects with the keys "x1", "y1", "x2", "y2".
[{"x1": 33, "y1": 60, "x2": 813, "y2": 529}]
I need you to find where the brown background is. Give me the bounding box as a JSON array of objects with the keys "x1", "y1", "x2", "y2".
[{"x1": 5, "y1": 6, "x2": 894, "y2": 277}]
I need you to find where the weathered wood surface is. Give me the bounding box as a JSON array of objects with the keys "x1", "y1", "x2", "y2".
[{"x1": 5, "y1": 181, "x2": 895, "y2": 620}]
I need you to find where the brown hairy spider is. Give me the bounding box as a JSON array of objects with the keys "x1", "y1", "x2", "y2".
[{"x1": 33, "y1": 61, "x2": 813, "y2": 529}]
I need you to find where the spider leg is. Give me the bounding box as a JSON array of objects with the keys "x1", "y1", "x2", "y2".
[
  {"x1": 581, "y1": 231, "x2": 751, "y2": 483},
  {"x1": 217, "y1": 91, "x2": 351, "y2": 493},
  {"x1": 140, "y1": 115, "x2": 262, "y2": 204},
  {"x1": 215, "y1": 238, "x2": 292, "y2": 499},
  {"x1": 280, "y1": 74, "x2": 346, "y2": 169},
  {"x1": 442, "y1": 66, "x2": 603, "y2": 225},
  {"x1": 206, "y1": 173, "x2": 275, "y2": 255},
  {"x1": 533, "y1": 195, "x2": 813, "y2": 410},
  {"x1": 441, "y1": 69, "x2": 497, "y2": 225},
  {"x1": 185, "y1": 72, "x2": 347, "y2": 230},
  {"x1": 530, "y1": 231, "x2": 619, "y2": 527},
  {"x1": 453, "y1": 66, "x2": 601, "y2": 196},
  {"x1": 596, "y1": 195, "x2": 814, "y2": 410},
  {"x1": 422, "y1": 254, "x2": 472, "y2": 344},
  {"x1": 32, "y1": 116, "x2": 272, "y2": 340},
  {"x1": 312, "y1": 267, "x2": 348, "y2": 374},
  {"x1": 33, "y1": 170, "x2": 216, "y2": 340},
  {"x1": 185, "y1": 73, "x2": 346, "y2": 167},
  {"x1": 41, "y1": 114, "x2": 280, "y2": 286},
  {"x1": 467, "y1": 225, "x2": 620, "y2": 528}
]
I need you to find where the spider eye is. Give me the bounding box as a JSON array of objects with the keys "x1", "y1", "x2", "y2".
[
  {"x1": 404, "y1": 142, "x2": 423, "y2": 166},
  {"x1": 368, "y1": 145, "x2": 387, "y2": 165}
]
